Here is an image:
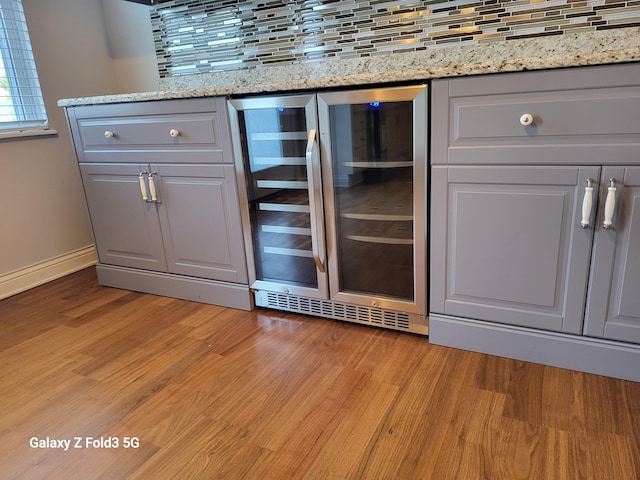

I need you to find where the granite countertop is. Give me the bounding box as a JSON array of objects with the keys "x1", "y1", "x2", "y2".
[{"x1": 58, "y1": 27, "x2": 640, "y2": 107}]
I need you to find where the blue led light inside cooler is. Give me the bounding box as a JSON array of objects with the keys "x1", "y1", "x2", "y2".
[{"x1": 369, "y1": 102, "x2": 381, "y2": 108}]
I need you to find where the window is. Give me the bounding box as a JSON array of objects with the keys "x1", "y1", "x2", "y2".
[{"x1": 0, "y1": 0, "x2": 49, "y2": 136}]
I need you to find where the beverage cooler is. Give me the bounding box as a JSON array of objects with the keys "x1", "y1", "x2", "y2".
[{"x1": 228, "y1": 86, "x2": 428, "y2": 334}]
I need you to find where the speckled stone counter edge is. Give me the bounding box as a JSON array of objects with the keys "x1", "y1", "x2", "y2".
[{"x1": 58, "y1": 27, "x2": 640, "y2": 107}]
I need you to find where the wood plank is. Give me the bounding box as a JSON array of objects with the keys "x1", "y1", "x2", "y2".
[{"x1": 0, "y1": 268, "x2": 639, "y2": 479}]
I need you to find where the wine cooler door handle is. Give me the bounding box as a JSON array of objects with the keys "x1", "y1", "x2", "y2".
[
  {"x1": 603, "y1": 178, "x2": 617, "y2": 229},
  {"x1": 580, "y1": 178, "x2": 593, "y2": 228},
  {"x1": 139, "y1": 172, "x2": 149, "y2": 202},
  {"x1": 306, "y1": 128, "x2": 326, "y2": 274}
]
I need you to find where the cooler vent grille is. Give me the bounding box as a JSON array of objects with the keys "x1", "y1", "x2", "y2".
[{"x1": 263, "y1": 292, "x2": 411, "y2": 330}]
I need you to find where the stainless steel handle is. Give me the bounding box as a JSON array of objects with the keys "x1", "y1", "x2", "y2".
[
  {"x1": 603, "y1": 178, "x2": 616, "y2": 229},
  {"x1": 139, "y1": 172, "x2": 149, "y2": 202},
  {"x1": 580, "y1": 178, "x2": 593, "y2": 228},
  {"x1": 305, "y1": 128, "x2": 326, "y2": 274},
  {"x1": 148, "y1": 172, "x2": 161, "y2": 204}
]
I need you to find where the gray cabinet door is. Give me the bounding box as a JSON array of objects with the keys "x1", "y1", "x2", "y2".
[
  {"x1": 431, "y1": 165, "x2": 600, "y2": 333},
  {"x1": 584, "y1": 167, "x2": 640, "y2": 344},
  {"x1": 79, "y1": 163, "x2": 168, "y2": 272},
  {"x1": 154, "y1": 164, "x2": 248, "y2": 283}
]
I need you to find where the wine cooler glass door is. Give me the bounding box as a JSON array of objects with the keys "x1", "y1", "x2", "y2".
[
  {"x1": 318, "y1": 86, "x2": 428, "y2": 314},
  {"x1": 228, "y1": 95, "x2": 328, "y2": 299}
]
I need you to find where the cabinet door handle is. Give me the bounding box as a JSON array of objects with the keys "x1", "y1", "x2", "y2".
[
  {"x1": 603, "y1": 178, "x2": 617, "y2": 229},
  {"x1": 169, "y1": 128, "x2": 180, "y2": 138},
  {"x1": 148, "y1": 172, "x2": 161, "y2": 204},
  {"x1": 139, "y1": 173, "x2": 149, "y2": 202},
  {"x1": 306, "y1": 128, "x2": 325, "y2": 274},
  {"x1": 580, "y1": 178, "x2": 593, "y2": 228}
]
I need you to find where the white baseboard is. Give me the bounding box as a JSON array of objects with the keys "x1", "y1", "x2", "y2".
[{"x1": 0, "y1": 246, "x2": 97, "y2": 300}]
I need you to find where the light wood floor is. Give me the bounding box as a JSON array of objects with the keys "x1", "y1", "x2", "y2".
[{"x1": 1, "y1": 268, "x2": 639, "y2": 479}]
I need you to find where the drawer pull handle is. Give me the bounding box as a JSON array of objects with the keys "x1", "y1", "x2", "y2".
[
  {"x1": 104, "y1": 130, "x2": 115, "y2": 139},
  {"x1": 581, "y1": 178, "x2": 593, "y2": 228},
  {"x1": 169, "y1": 129, "x2": 180, "y2": 138},
  {"x1": 139, "y1": 173, "x2": 149, "y2": 202},
  {"x1": 519, "y1": 113, "x2": 534, "y2": 126},
  {"x1": 603, "y1": 179, "x2": 616, "y2": 230}
]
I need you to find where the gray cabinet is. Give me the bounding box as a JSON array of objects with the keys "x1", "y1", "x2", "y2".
[
  {"x1": 584, "y1": 167, "x2": 640, "y2": 343},
  {"x1": 80, "y1": 163, "x2": 167, "y2": 272},
  {"x1": 430, "y1": 165, "x2": 598, "y2": 334},
  {"x1": 80, "y1": 162, "x2": 246, "y2": 283},
  {"x1": 431, "y1": 63, "x2": 640, "y2": 167},
  {"x1": 155, "y1": 163, "x2": 247, "y2": 283},
  {"x1": 66, "y1": 98, "x2": 251, "y2": 310},
  {"x1": 429, "y1": 64, "x2": 640, "y2": 381}
]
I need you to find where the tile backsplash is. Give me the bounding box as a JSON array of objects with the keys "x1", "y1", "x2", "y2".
[{"x1": 151, "y1": 0, "x2": 640, "y2": 78}]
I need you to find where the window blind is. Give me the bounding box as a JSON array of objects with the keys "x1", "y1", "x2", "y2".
[{"x1": 0, "y1": 0, "x2": 48, "y2": 132}]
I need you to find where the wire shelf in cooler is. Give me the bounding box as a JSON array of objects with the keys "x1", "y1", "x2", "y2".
[
  {"x1": 256, "y1": 189, "x2": 311, "y2": 214},
  {"x1": 342, "y1": 161, "x2": 413, "y2": 168},
  {"x1": 249, "y1": 131, "x2": 308, "y2": 141},
  {"x1": 263, "y1": 246, "x2": 313, "y2": 258},
  {"x1": 254, "y1": 188, "x2": 314, "y2": 261},
  {"x1": 337, "y1": 181, "x2": 413, "y2": 222},
  {"x1": 253, "y1": 156, "x2": 306, "y2": 166},
  {"x1": 261, "y1": 225, "x2": 312, "y2": 236},
  {"x1": 256, "y1": 180, "x2": 309, "y2": 189},
  {"x1": 345, "y1": 234, "x2": 413, "y2": 245}
]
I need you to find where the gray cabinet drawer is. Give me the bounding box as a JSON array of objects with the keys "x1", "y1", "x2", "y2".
[
  {"x1": 78, "y1": 112, "x2": 219, "y2": 147},
  {"x1": 432, "y1": 63, "x2": 640, "y2": 166},
  {"x1": 67, "y1": 97, "x2": 234, "y2": 164}
]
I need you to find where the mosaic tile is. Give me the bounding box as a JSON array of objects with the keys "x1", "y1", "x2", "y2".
[{"x1": 150, "y1": 0, "x2": 640, "y2": 77}]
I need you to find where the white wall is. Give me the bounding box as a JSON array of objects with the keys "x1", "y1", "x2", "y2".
[
  {"x1": 0, "y1": 0, "x2": 158, "y2": 298},
  {"x1": 102, "y1": 0, "x2": 159, "y2": 93}
]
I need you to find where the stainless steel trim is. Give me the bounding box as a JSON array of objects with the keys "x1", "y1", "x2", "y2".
[
  {"x1": 254, "y1": 290, "x2": 429, "y2": 335},
  {"x1": 251, "y1": 279, "x2": 326, "y2": 300},
  {"x1": 227, "y1": 100, "x2": 258, "y2": 286},
  {"x1": 227, "y1": 93, "x2": 329, "y2": 300},
  {"x1": 318, "y1": 86, "x2": 428, "y2": 105},
  {"x1": 317, "y1": 85, "x2": 428, "y2": 315},
  {"x1": 228, "y1": 94, "x2": 316, "y2": 111}
]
